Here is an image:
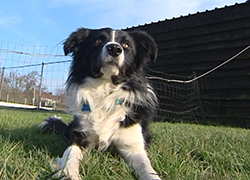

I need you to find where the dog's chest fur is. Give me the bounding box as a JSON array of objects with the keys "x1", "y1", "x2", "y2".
[{"x1": 67, "y1": 77, "x2": 135, "y2": 150}]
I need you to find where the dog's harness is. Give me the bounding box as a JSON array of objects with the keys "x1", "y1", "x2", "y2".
[
  {"x1": 81, "y1": 104, "x2": 91, "y2": 111},
  {"x1": 81, "y1": 99, "x2": 124, "y2": 112}
]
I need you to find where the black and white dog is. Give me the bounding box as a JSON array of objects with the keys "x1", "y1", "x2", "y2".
[{"x1": 41, "y1": 27, "x2": 161, "y2": 180}]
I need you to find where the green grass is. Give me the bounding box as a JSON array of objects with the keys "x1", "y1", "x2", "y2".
[{"x1": 0, "y1": 107, "x2": 250, "y2": 180}]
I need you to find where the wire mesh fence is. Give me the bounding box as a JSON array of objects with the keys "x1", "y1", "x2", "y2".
[
  {"x1": 0, "y1": 41, "x2": 70, "y2": 110},
  {"x1": 146, "y1": 69, "x2": 201, "y2": 122},
  {"x1": 0, "y1": 41, "x2": 201, "y2": 121}
]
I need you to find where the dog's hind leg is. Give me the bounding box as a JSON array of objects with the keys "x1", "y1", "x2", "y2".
[{"x1": 114, "y1": 124, "x2": 161, "y2": 180}]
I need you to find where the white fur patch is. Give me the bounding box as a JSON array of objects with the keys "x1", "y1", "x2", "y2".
[
  {"x1": 112, "y1": 30, "x2": 115, "y2": 42},
  {"x1": 67, "y1": 78, "x2": 133, "y2": 150},
  {"x1": 66, "y1": 76, "x2": 158, "y2": 151}
]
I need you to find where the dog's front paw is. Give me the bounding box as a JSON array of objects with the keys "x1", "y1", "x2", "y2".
[
  {"x1": 52, "y1": 170, "x2": 82, "y2": 180},
  {"x1": 150, "y1": 172, "x2": 161, "y2": 180},
  {"x1": 52, "y1": 158, "x2": 82, "y2": 180},
  {"x1": 139, "y1": 172, "x2": 161, "y2": 180}
]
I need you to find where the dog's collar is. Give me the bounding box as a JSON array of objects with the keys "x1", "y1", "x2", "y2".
[{"x1": 81, "y1": 99, "x2": 124, "y2": 112}]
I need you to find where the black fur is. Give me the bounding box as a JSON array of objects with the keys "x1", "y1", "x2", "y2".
[{"x1": 42, "y1": 116, "x2": 70, "y2": 138}]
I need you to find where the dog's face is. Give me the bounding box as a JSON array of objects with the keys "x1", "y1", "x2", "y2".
[{"x1": 64, "y1": 28, "x2": 157, "y2": 84}]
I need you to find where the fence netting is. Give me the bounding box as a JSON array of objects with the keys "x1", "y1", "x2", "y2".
[
  {"x1": 146, "y1": 68, "x2": 201, "y2": 122},
  {"x1": 0, "y1": 41, "x2": 201, "y2": 121},
  {"x1": 0, "y1": 41, "x2": 70, "y2": 110}
]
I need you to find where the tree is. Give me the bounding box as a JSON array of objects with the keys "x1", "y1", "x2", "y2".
[
  {"x1": 6, "y1": 71, "x2": 23, "y2": 94},
  {"x1": 3, "y1": 71, "x2": 41, "y2": 104},
  {"x1": 21, "y1": 71, "x2": 40, "y2": 103},
  {"x1": 22, "y1": 71, "x2": 40, "y2": 93},
  {"x1": 55, "y1": 87, "x2": 65, "y2": 102}
]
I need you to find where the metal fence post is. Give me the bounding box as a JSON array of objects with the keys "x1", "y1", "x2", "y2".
[
  {"x1": 37, "y1": 63, "x2": 44, "y2": 109},
  {"x1": 0, "y1": 67, "x2": 5, "y2": 100}
]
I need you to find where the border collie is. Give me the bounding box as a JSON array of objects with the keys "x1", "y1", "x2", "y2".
[{"x1": 41, "y1": 27, "x2": 161, "y2": 180}]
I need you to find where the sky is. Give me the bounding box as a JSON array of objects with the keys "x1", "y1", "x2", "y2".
[{"x1": 0, "y1": 0, "x2": 247, "y2": 46}]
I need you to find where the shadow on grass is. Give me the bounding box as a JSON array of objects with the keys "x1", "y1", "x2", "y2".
[
  {"x1": 0, "y1": 107, "x2": 70, "y2": 156},
  {"x1": 0, "y1": 108, "x2": 71, "y2": 179},
  {"x1": 0, "y1": 126, "x2": 68, "y2": 157}
]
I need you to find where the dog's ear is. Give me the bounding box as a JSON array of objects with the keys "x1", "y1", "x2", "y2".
[
  {"x1": 129, "y1": 31, "x2": 158, "y2": 62},
  {"x1": 63, "y1": 28, "x2": 90, "y2": 55}
]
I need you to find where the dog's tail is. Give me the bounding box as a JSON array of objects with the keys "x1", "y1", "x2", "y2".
[{"x1": 39, "y1": 115, "x2": 70, "y2": 140}]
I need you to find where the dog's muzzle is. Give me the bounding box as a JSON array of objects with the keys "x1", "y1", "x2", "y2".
[
  {"x1": 106, "y1": 43, "x2": 123, "y2": 57},
  {"x1": 101, "y1": 42, "x2": 125, "y2": 69}
]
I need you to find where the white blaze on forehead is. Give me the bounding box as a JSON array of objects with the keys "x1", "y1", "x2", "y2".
[{"x1": 111, "y1": 30, "x2": 116, "y2": 42}]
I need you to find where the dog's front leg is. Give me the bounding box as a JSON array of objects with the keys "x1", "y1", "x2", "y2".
[
  {"x1": 120, "y1": 148, "x2": 161, "y2": 180},
  {"x1": 115, "y1": 124, "x2": 161, "y2": 180},
  {"x1": 53, "y1": 145, "x2": 83, "y2": 180}
]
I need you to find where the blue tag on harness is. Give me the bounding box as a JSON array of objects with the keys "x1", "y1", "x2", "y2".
[
  {"x1": 115, "y1": 99, "x2": 123, "y2": 105},
  {"x1": 81, "y1": 104, "x2": 91, "y2": 112},
  {"x1": 81, "y1": 99, "x2": 123, "y2": 112}
]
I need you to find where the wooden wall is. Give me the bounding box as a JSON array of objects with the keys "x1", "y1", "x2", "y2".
[{"x1": 126, "y1": 1, "x2": 250, "y2": 127}]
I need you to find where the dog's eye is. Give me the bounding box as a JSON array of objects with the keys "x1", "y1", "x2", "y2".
[
  {"x1": 95, "y1": 39, "x2": 102, "y2": 44},
  {"x1": 122, "y1": 43, "x2": 129, "y2": 49}
]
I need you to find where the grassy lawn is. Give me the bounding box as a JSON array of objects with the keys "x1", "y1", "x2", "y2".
[{"x1": 0, "y1": 107, "x2": 249, "y2": 180}]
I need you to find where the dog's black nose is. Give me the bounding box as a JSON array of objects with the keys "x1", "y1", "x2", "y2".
[{"x1": 106, "y1": 44, "x2": 122, "y2": 57}]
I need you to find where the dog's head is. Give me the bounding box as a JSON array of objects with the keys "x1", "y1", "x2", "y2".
[{"x1": 64, "y1": 27, "x2": 157, "y2": 84}]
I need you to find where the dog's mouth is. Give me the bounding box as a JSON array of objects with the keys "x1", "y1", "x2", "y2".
[
  {"x1": 99, "y1": 58, "x2": 121, "y2": 79},
  {"x1": 105, "y1": 59, "x2": 119, "y2": 67}
]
